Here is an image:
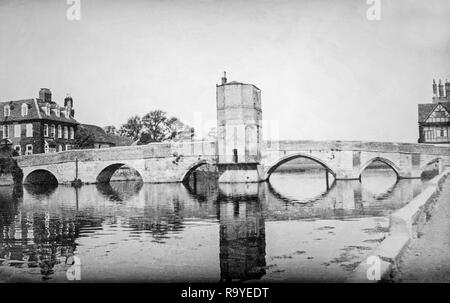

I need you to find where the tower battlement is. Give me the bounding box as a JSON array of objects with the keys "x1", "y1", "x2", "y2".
[{"x1": 432, "y1": 78, "x2": 450, "y2": 103}]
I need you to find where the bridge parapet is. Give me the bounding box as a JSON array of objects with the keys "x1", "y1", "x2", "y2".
[
  {"x1": 16, "y1": 140, "x2": 217, "y2": 167},
  {"x1": 263, "y1": 140, "x2": 450, "y2": 156}
]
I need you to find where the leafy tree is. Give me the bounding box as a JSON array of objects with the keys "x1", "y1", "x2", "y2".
[
  {"x1": 118, "y1": 115, "x2": 142, "y2": 142},
  {"x1": 138, "y1": 110, "x2": 193, "y2": 144},
  {"x1": 74, "y1": 126, "x2": 96, "y2": 149},
  {"x1": 104, "y1": 125, "x2": 118, "y2": 135}
]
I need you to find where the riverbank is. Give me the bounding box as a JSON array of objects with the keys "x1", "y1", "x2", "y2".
[
  {"x1": 346, "y1": 170, "x2": 450, "y2": 282},
  {"x1": 391, "y1": 177, "x2": 450, "y2": 282}
]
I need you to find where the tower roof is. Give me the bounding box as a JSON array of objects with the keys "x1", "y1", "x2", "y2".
[{"x1": 217, "y1": 80, "x2": 260, "y2": 90}]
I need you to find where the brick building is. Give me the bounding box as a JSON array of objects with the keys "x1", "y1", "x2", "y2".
[
  {"x1": 418, "y1": 79, "x2": 450, "y2": 144},
  {"x1": 0, "y1": 88, "x2": 78, "y2": 155}
]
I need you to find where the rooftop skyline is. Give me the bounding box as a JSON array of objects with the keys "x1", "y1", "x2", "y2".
[{"x1": 1, "y1": 0, "x2": 450, "y2": 142}]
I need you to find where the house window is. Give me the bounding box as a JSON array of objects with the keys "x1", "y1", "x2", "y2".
[
  {"x1": 66, "y1": 144, "x2": 72, "y2": 151},
  {"x1": 44, "y1": 124, "x2": 49, "y2": 137},
  {"x1": 26, "y1": 123, "x2": 33, "y2": 137},
  {"x1": 64, "y1": 126, "x2": 68, "y2": 139},
  {"x1": 21, "y1": 103, "x2": 28, "y2": 116},
  {"x1": 14, "y1": 124, "x2": 20, "y2": 137},
  {"x1": 25, "y1": 144, "x2": 33, "y2": 155},
  {"x1": 13, "y1": 145, "x2": 21, "y2": 156},
  {"x1": 2, "y1": 125, "x2": 9, "y2": 138},
  {"x1": 69, "y1": 127, "x2": 74, "y2": 139},
  {"x1": 4, "y1": 105, "x2": 10, "y2": 117},
  {"x1": 44, "y1": 141, "x2": 49, "y2": 153},
  {"x1": 57, "y1": 125, "x2": 62, "y2": 138},
  {"x1": 50, "y1": 124, "x2": 55, "y2": 137}
]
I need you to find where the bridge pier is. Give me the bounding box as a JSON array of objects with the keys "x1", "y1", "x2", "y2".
[{"x1": 217, "y1": 163, "x2": 263, "y2": 183}]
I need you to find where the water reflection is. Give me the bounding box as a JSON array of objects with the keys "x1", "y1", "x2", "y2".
[
  {"x1": 0, "y1": 168, "x2": 429, "y2": 282},
  {"x1": 218, "y1": 184, "x2": 266, "y2": 282},
  {"x1": 96, "y1": 181, "x2": 143, "y2": 202},
  {"x1": 266, "y1": 169, "x2": 424, "y2": 220}
]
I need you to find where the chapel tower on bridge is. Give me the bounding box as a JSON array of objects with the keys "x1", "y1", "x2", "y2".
[{"x1": 216, "y1": 72, "x2": 263, "y2": 182}]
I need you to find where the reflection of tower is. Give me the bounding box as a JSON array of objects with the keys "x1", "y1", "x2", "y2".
[
  {"x1": 218, "y1": 184, "x2": 266, "y2": 282},
  {"x1": 216, "y1": 72, "x2": 263, "y2": 183}
]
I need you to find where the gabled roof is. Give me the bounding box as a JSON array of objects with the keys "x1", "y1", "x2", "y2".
[
  {"x1": 418, "y1": 102, "x2": 450, "y2": 122},
  {"x1": 0, "y1": 98, "x2": 78, "y2": 124}
]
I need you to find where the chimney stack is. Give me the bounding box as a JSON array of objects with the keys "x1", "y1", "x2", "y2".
[
  {"x1": 39, "y1": 88, "x2": 52, "y2": 103},
  {"x1": 433, "y1": 79, "x2": 437, "y2": 97},
  {"x1": 64, "y1": 93, "x2": 75, "y2": 117},
  {"x1": 64, "y1": 93, "x2": 73, "y2": 108},
  {"x1": 221, "y1": 71, "x2": 227, "y2": 85}
]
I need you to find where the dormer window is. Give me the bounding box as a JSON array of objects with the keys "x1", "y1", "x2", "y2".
[
  {"x1": 45, "y1": 103, "x2": 51, "y2": 116},
  {"x1": 21, "y1": 103, "x2": 28, "y2": 116},
  {"x1": 4, "y1": 105, "x2": 10, "y2": 117},
  {"x1": 55, "y1": 107, "x2": 60, "y2": 117}
]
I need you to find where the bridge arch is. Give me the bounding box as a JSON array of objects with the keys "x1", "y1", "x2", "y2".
[
  {"x1": 96, "y1": 163, "x2": 143, "y2": 183},
  {"x1": 358, "y1": 157, "x2": 401, "y2": 179},
  {"x1": 24, "y1": 169, "x2": 59, "y2": 185},
  {"x1": 180, "y1": 159, "x2": 215, "y2": 183},
  {"x1": 263, "y1": 153, "x2": 337, "y2": 181}
]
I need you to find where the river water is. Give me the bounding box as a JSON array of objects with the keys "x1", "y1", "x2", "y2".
[{"x1": 0, "y1": 167, "x2": 430, "y2": 282}]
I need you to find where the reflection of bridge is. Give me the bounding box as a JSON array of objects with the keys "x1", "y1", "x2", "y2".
[
  {"x1": 14, "y1": 77, "x2": 450, "y2": 185},
  {"x1": 0, "y1": 178, "x2": 426, "y2": 281}
]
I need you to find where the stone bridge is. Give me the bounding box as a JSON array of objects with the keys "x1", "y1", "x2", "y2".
[
  {"x1": 14, "y1": 139, "x2": 450, "y2": 185},
  {"x1": 261, "y1": 140, "x2": 450, "y2": 181},
  {"x1": 12, "y1": 77, "x2": 450, "y2": 185},
  {"x1": 15, "y1": 141, "x2": 217, "y2": 185}
]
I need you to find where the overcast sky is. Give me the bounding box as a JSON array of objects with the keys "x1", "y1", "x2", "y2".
[{"x1": 1, "y1": 0, "x2": 449, "y2": 142}]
